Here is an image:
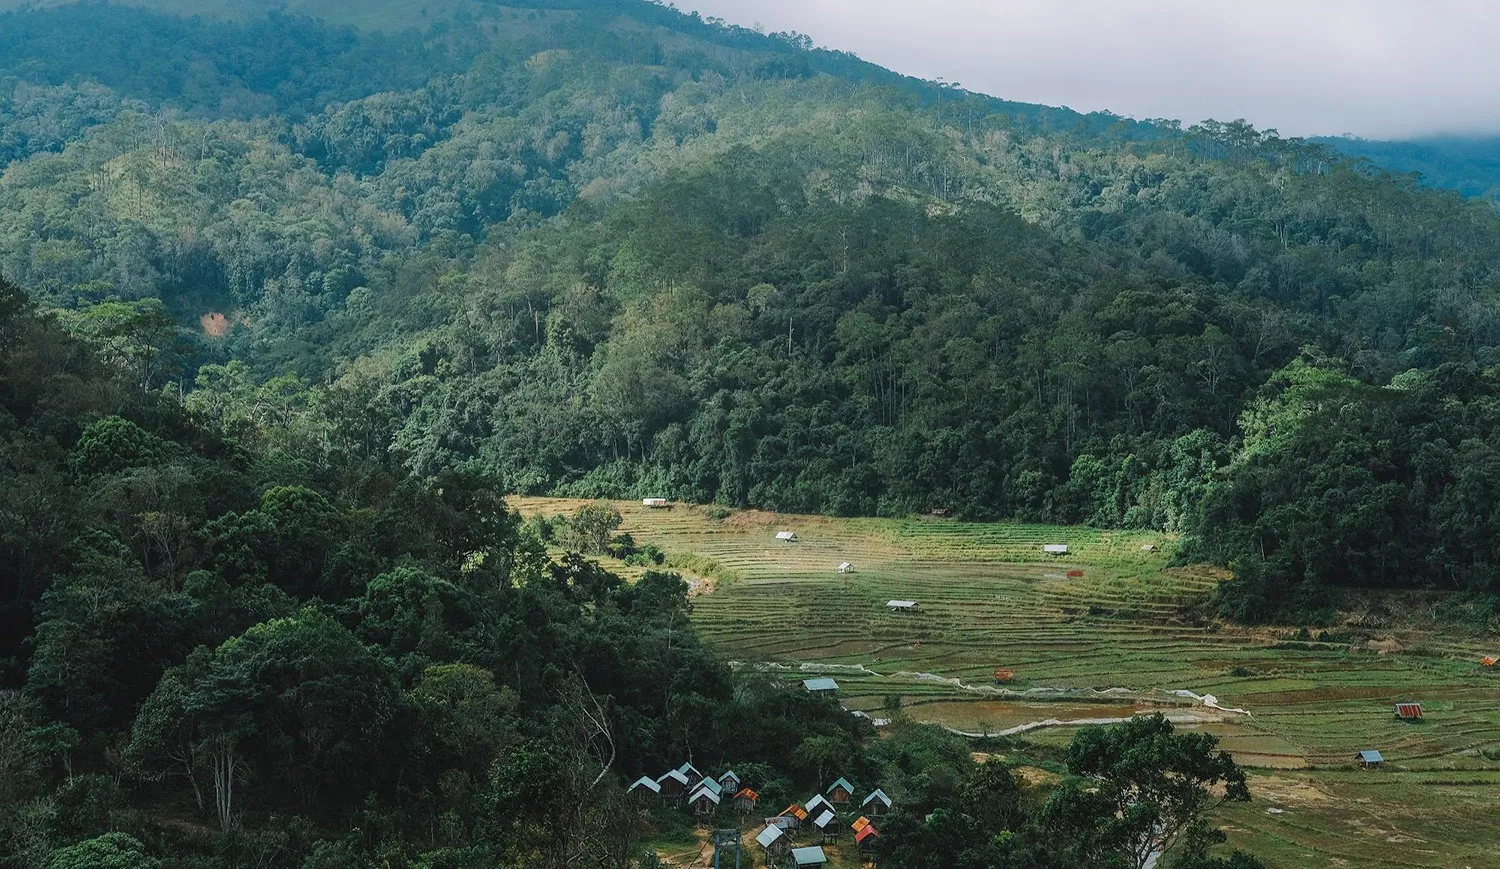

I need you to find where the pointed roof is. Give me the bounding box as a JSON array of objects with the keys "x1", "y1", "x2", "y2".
[
  {"x1": 862, "y1": 788, "x2": 892, "y2": 807},
  {"x1": 719, "y1": 769, "x2": 741, "y2": 785},
  {"x1": 806, "y1": 794, "x2": 832, "y2": 815},
  {"x1": 1359, "y1": 750, "x2": 1385, "y2": 763},
  {"x1": 812, "y1": 809, "x2": 836, "y2": 829},
  {"x1": 756, "y1": 825, "x2": 786, "y2": 848},
  {"x1": 689, "y1": 784, "x2": 722, "y2": 805},
  {"x1": 657, "y1": 769, "x2": 689, "y2": 786},
  {"x1": 734, "y1": 787, "x2": 760, "y2": 801},
  {"x1": 855, "y1": 824, "x2": 879, "y2": 844},
  {"x1": 678, "y1": 761, "x2": 702, "y2": 778},
  {"x1": 791, "y1": 845, "x2": 828, "y2": 865},
  {"x1": 628, "y1": 776, "x2": 661, "y2": 794},
  {"x1": 779, "y1": 804, "x2": 808, "y2": 820},
  {"x1": 827, "y1": 777, "x2": 855, "y2": 795},
  {"x1": 694, "y1": 776, "x2": 723, "y2": 795}
]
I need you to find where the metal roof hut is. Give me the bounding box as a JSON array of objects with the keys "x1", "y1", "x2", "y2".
[
  {"x1": 1358, "y1": 750, "x2": 1385, "y2": 769},
  {"x1": 776, "y1": 530, "x2": 799, "y2": 541},
  {"x1": 791, "y1": 846, "x2": 828, "y2": 867},
  {"x1": 803, "y1": 677, "x2": 839, "y2": 694},
  {"x1": 886, "y1": 599, "x2": 919, "y2": 613},
  {"x1": 838, "y1": 561, "x2": 854, "y2": 574},
  {"x1": 805, "y1": 794, "x2": 833, "y2": 817},
  {"x1": 656, "y1": 768, "x2": 690, "y2": 798},
  {"x1": 688, "y1": 784, "x2": 722, "y2": 816},
  {"x1": 851, "y1": 817, "x2": 871, "y2": 834},
  {"x1": 862, "y1": 788, "x2": 892, "y2": 816},
  {"x1": 855, "y1": 822, "x2": 880, "y2": 851},
  {"x1": 627, "y1": 776, "x2": 661, "y2": 797},
  {"x1": 677, "y1": 762, "x2": 705, "y2": 787},
  {"x1": 1394, "y1": 703, "x2": 1424, "y2": 721},
  {"x1": 734, "y1": 787, "x2": 759, "y2": 812},
  {"x1": 756, "y1": 824, "x2": 791, "y2": 859},
  {"x1": 826, "y1": 777, "x2": 855, "y2": 805},
  {"x1": 718, "y1": 770, "x2": 741, "y2": 792},
  {"x1": 642, "y1": 497, "x2": 669, "y2": 508},
  {"x1": 1044, "y1": 544, "x2": 1069, "y2": 555},
  {"x1": 812, "y1": 809, "x2": 839, "y2": 843},
  {"x1": 771, "y1": 804, "x2": 808, "y2": 830}
]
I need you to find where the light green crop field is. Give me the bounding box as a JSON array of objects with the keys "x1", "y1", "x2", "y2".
[{"x1": 512, "y1": 497, "x2": 1500, "y2": 868}]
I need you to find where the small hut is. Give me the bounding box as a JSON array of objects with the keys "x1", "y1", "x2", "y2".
[
  {"x1": 992, "y1": 669, "x2": 1015, "y2": 684},
  {"x1": 719, "y1": 770, "x2": 741, "y2": 792},
  {"x1": 1140, "y1": 543, "x2": 1158, "y2": 552},
  {"x1": 851, "y1": 817, "x2": 871, "y2": 834},
  {"x1": 627, "y1": 776, "x2": 661, "y2": 797},
  {"x1": 1484, "y1": 656, "x2": 1498, "y2": 670},
  {"x1": 656, "y1": 769, "x2": 689, "y2": 798},
  {"x1": 826, "y1": 777, "x2": 855, "y2": 805},
  {"x1": 756, "y1": 824, "x2": 791, "y2": 859},
  {"x1": 689, "y1": 784, "x2": 721, "y2": 816},
  {"x1": 805, "y1": 794, "x2": 833, "y2": 817},
  {"x1": 886, "y1": 600, "x2": 919, "y2": 614},
  {"x1": 1394, "y1": 703, "x2": 1424, "y2": 721},
  {"x1": 838, "y1": 561, "x2": 855, "y2": 574},
  {"x1": 855, "y1": 823, "x2": 880, "y2": 852},
  {"x1": 734, "y1": 787, "x2": 759, "y2": 812},
  {"x1": 642, "y1": 498, "x2": 670, "y2": 508},
  {"x1": 1358, "y1": 750, "x2": 1385, "y2": 770},
  {"x1": 677, "y1": 762, "x2": 704, "y2": 787},
  {"x1": 772, "y1": 804, "x2": 807, "y2": 831},
  {"x1": 1044, "y1": 544, "x2": 1069, "y2": 555},
  {"x1": 812, "y1": 809, "x2": 838, "y2": 843},
  {"x1": 803, "y1": 677, "x2": 839, "y2": 695},
  {"x1": 776, "y1": 531, "x2": 799, "y2": 542},
  {"x1": 791, "y1": 846, "x2": 828, "y2": 867},
  {"x1": 862, "y1": 788, "x2": 892, "y2": 817}
]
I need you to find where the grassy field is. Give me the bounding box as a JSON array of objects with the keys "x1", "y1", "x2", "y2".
[{"x1": 512, "y1": 497, "x2": 1500, "y2": 868}]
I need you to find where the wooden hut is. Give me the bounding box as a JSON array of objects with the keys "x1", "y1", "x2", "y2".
[
  {"x1": 718, "y1": 770, "x2": 741, "y2": 792},
  {"x1": 838, "y1": 561, "x2": 855, "y2": 574},
  {"x1": 776, "y1": 531, "x2": 799, "y2": 542},
  {"x1": 1394, "y1": 703, "x2": 1424, "y2": 721},
  {"x1": 734, "y1": 787, "x2": 759, "y2": 812},
  {"x1": 826, "y1": 777, "x2": 855, "y2": 805},
  {"x1": 688, "y1": 784, "x2": 721, "y2": 816},
  {"x1": 791, "y1": 846, "x2": 828, "y2": 867},
  {"x1": 656, "y1": 769, "x2": 689, "y2": 798},
  {"x1": 756, "y1": 824, "x2": 791, "y2": 860},
  {"x1": 805, "y1": 794, "x2": 833, "y2": 817},
  {"x1": 772, "y1": 804, "x2": 807, "y2": 831},
  {"x1": 677, "y1": 762, "x2": 704, "y2": 787},
  {"x1": 886, "y1": 600, "x2": 920, "y2": 614},
  {"x1": 1358, "y1": 750, "x2": 1385, "y2": 770},
  {"x1": 627, "y1": 776, "x2": 661, "y2": 797},
  {"x1": 861, "y1": 788, "x2": 892, "y2": 817},
  {"x1": 855, "y1": 823, "x2": 880, "y2": 852},
  {"x1": 812, "y1": 809, "x2": 839, "y2": 843},
  {"x1": 642, "y1": 498, "x2": 670, "y2": 508}
]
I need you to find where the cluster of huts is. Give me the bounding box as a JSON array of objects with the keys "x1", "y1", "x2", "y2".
[
  {"x1": 755, "y1": 778, "x2": 892, "y2": 866},
  {"x1": 628, "y1": 764, "x2": 760, "y2": 817},
  {"x1": 627, "y1": 767, "x2": 892, "y2": 866}
]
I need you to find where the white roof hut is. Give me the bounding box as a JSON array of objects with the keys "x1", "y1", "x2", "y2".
[
  {"x1": 1043, "y1": 544, "x2": 1069, "y2": 555},
  {"x1": 886, "y1": 600, "x2": 919, "y2": 613},
  {"x1": 838, "y1": 562, "x2": 854, "y2": 574},
  {"x1": 642, "y1": 497, "x2": 669, "y2": 508},
  {"x1": 776, "y1": 531, "x2": 799, "y2": 541}
]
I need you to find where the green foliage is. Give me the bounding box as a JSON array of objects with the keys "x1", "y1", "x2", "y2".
[{"x1": 45, "y1": 832, "x2": 159, "y2": 869}]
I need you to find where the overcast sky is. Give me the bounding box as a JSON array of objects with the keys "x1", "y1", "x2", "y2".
[{"x1": 679, "y1": 0, "x2": 1500, "y2": 140}]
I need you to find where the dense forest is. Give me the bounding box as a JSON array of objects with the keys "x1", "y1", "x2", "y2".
[{"x1": 1, "y1": 0, "x2": 1499, "y2": 862}]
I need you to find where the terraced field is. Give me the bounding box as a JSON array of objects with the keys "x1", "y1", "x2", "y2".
[{"x1": 511, "y1": 497, "x2": 1500, "y2": 867}]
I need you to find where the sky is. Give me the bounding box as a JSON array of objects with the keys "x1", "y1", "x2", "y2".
[{"x1": 680, "y1": 0, "x2": 1500, "y2": 140}]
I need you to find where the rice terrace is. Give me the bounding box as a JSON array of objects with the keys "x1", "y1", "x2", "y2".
[{"x1": 512, "y1": 497, "x2": 1500, "y2": 868}]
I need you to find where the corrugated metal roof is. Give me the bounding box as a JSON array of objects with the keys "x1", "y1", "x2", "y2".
[
  {"x1": 690, "y1": 785, "x2": 721, "y2": 804},
  {"x1": 735, "y1": 788, "x2": 759, "y2": 801},
  {"x1": 677, "y1": 762, "x2": 701, "y2": 777},
  {"x1": 813, "y1": 809, "x2": 836, "y2": 829},
  {"x1": 862, "y1": 788, "x2": 891, "y2": 807},
  {"x1": 805, "y1": 794, "x2": 831, "y2": 815},
  {"x1": 826, "y1": 777, "x2": 855, "y2": 794},
  {"x1": 779, "y1": 804, "x2": 808, "y2": 820},
  {"x1": 803, "y1": 678, "x2": 839, "y2": 692},
  {"x1": 756, "y1": 825, "x2": 785, "y2": 848},
  {"x1": 695, "y1": 777, "x2": 723, "y2": 795},
  {"x1": 1359, "y1": 750, "x2": 1384, "y2": 763},
  {"x1": 851, "y1": 817, "x2": 870, "y2": 832},
  {"x1": 855, "y1": 824, "x2": 879, "y2": 843},
  {"x1": 628, "y1": 776, "x2": 661, "y2": 793},
  {"x1": 887, "y1": 600, "x2": 918, "y2": 608},
  {"x1": 657, "y1": 769, "x2": 689, "y2": 785},
  {"x1": 791, "y1": 846, "x2": 827, "y2": 865}
]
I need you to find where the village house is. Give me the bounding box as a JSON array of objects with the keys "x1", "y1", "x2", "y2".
[
  {"x1": 862, "y1": 788, "x2": 892, "y2": 816},
  {"x1": 718, "y1": 770, "x2": 741, "y2": 792},
  {"x1": 776, "y1": 530, "x2": 799, "y2": 541},
  {"x1": 756, "y1": 824, "x2": 791, "y2": 860},
  {"x1": 826, "y1": 777, "x2": 855, "y2": 805},
  {"x1": 805, "y1": 794, "x2": 832, "y2": 817},
  {"x1": 838, "y1": 561, "x2": 855, "y2": 574},
  {"x1": 803, "y1": 677, "x2": 839, "y2": 695},
  {"x1": 688, "y1": 784, "x2": 721, "y2": 816},
  {"x1": 812, "y1": 809, "x2": 839, "y2": 843},
  {"x1": 734, "y1": 787, "x2": 759, "y2": 812},
  {"x1": 886, "y1": 599, "x2": 919, "y2": 614},
  {"x1": 677, "y1": 762, "x2": 705, "y2": 787},
  {"x1": 626, "y1": 776, "x2": 661, "y2": 797},
  {"x1": 1358, "y1": 750, "x2": 1385, "y2": 770},
  {"x1": 855, "y1": 822, "x2": 880, "y2": 852},
  {"x1": 791, "y1": 846, "x2": 828, "y2": 867},
  {"x1": 656, "y1": 768, "x2": 690, "y2": 798},
  {"x1": 771, "y1": 804, "x2": 807, "y2": 831}
]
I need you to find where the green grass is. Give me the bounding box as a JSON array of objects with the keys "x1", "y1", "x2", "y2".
[{"x1": 511, "y1": 497, "x2": 1500, "y2": 867}]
